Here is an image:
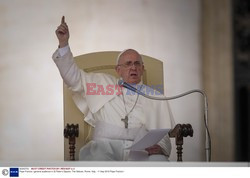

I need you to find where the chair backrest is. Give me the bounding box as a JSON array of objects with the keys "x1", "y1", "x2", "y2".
[{"x1": 63, "y1": 51, "x2": 164, "y2": 160}]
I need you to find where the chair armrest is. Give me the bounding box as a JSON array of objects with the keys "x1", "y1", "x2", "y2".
[
  {"x1": 168, "y1": 124, "x2": 193, "y2": 161},
  {"x1": 64, "y1": 124, "x2": 79, "y2": 161}
]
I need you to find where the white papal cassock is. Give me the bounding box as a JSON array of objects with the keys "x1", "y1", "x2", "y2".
[{"x1": 52, "y1": 46, "x2": 175, "y2": 161}]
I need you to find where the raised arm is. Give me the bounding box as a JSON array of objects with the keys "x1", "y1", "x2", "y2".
[{"x1": 53, "y1": 16, "x2": 83, "y2": 92}]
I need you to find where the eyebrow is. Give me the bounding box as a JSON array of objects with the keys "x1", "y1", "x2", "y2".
[{"x1": 124, "y1": 60, "x2": 141, "y2": 63}]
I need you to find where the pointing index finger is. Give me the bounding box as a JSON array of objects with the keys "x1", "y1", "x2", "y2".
[{"x1": 61, "y1": 16, "x2": 65, "y2": 24}]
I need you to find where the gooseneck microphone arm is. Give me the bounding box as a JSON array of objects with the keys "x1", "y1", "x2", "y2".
[{"x1": 118, "y1": 79, "x2": 211, "y2": 162}]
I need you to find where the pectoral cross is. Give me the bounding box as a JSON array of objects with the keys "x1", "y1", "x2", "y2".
[{"x1": 121, "y1": 115, "x2": 128, "y2": 129}]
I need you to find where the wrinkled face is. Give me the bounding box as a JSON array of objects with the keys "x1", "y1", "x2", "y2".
[{"x1": 115, "y1": 49, "x2": 144, "y2": 84}]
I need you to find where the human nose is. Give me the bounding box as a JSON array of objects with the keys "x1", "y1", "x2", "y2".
[{"x1": 130, "y1": 63, "x2": 137, "y2": 69}]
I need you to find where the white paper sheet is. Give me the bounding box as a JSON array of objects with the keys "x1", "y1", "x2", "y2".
[{"x1": 129, "y1": 129, "x2": 171, "y2": 151}]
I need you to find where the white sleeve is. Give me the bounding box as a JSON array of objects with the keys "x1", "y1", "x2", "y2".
[
  {"x1": 52, "y1": 47, "x2": 84, "y2": 93},
  {"x1": 157, "y1": 135, "x2": 172, "y2": 157},
  {"x1": 58, "y1": 45, "x2": 70, "y2": 57}
]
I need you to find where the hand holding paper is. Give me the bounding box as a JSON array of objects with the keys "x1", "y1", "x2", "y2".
[{"x1": 129, "y1": 129, "x2": 170, "y2": 151}]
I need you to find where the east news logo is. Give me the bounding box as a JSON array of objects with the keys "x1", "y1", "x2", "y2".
[{"x1": 9, "y1": 168, "x2": 19, "y2": 177}]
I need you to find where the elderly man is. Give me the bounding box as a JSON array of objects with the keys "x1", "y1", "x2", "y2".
[{"x1": 53, "y1": 17, "x2": 175, "y2": 161}]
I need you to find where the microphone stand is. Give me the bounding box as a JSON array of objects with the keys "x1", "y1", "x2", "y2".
[{"x1": 119, "y1": 80, "x2": 211, "y2": 162}]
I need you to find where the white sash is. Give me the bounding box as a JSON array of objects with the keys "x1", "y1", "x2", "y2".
[{"x1": 92, "y1": 120, "x2": 148, "y2": 142}]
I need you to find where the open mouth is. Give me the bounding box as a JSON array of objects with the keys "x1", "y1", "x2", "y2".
[{"x1": 130, "y1": 73, "x2": 138, "y2": 77}]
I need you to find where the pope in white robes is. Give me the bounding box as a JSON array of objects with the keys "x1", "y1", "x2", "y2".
[{"x1": 53, "y1": 16, "x2": 175, "y2": 161}]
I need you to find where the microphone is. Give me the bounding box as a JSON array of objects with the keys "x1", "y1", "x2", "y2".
[
  {"x1": 118, "y1": 80, "x2": 146, "y2": 96},
  {"x1": 118, "y1": 79, "x2": 211, "y2": 162}
]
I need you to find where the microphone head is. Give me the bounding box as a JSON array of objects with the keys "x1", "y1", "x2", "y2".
[{"x1": 118, "y1": 79, "x2": 124, "y2": 86}]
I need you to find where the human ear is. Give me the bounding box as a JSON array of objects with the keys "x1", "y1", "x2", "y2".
[
  {"x1": 115, "y1": 65, "x2": 121, "y2": 76},
  {"x1": 141, "y1": 64, "x2": 145, "y2": 75}
]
